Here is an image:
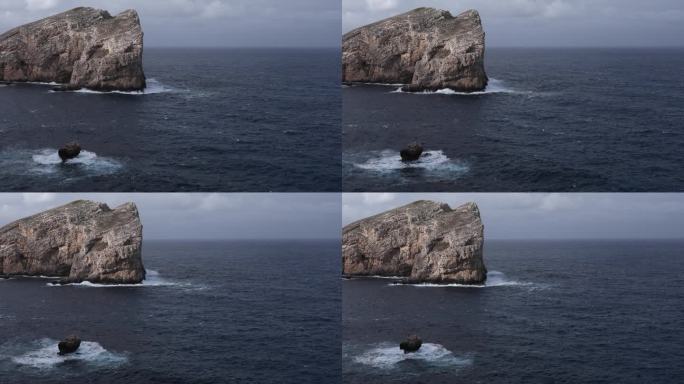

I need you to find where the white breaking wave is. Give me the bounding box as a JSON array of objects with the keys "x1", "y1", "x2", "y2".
[
  {"x1": 47, "y1": 270, "x2": 182, "y2": 288},
  {"x1": 47, "y1": 78, "x2": 172, "y2": 95},
  {"x1": 354, "y1": 150, "x2": 469, "y2": 174},
  {"x1": 392, "y1": 78, "x2": 525, "y2": 96},
  {"x1": 344, "y1": 275, "x2": 406, "y2": 280},
  {"x1": 11, "y1": 338, "x2": 127, "y2": 369},
  {"x1": 364, "y1": 82, "x2": 407, "y2": 87},
  {"x1": 353, "y1": 343, "x2": 471, "y2": 370},
  {"x1": 30, "y1": 149, "x2": 122, "y2": 175},
  {"x1": 391, "y1": 271, "x2": 540, "y2": 289}
]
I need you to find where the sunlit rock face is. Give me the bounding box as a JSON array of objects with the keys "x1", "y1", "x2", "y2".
[
  {"x1": 343, "y1": 8, "x2": 488, "y2": 92},
  {"x1": 0, "y1": 7, "x2": 146, "y2": 91},
  {"x1": 342, "y1": 200, "x2": 486, "y2": 284},
  {"x1": 0, "y1": 200, "x2": 145, "y2": 284}
]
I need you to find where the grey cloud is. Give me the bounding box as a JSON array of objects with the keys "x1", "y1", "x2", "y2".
[
  {"x1": 0, "y1": 0, "x2": 341, "y2": 47},
  {"x1": 0, "y1": 193, "x2": 341, "y2": 240},
  {"x1": 343, "y1": 193, "x2": 684, "y2": 240},
  {"x1": 343, "y1": 0, "x2": 684, "y2": 47}
]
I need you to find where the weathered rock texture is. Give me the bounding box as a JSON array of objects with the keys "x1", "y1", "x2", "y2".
[
  {"x1": 342, "y1": 200, "x2": 486, "y2": 284},
  {"x1": 342, "y1": 8, "x2": 487, "y2": 92},
  {"x1": 0, "y1": 200, "x2": 145, "y2": 284},
  {"x1": 0, "y1": 7, "x2": 145, "y2": 91}
]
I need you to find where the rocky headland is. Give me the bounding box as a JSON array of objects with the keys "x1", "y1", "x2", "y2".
[
  {"x1": 0, "y1": 7, "x2": 145, "y2": 91},
  {"x1": 342, "y1": 200, "x2": 486, "y2": 284},
  {"x1": 342, "y1": 8, "x2": 488, "y2": 92},
  {"x1": 0, "y1": 200, "x2": 145, "y2": 284}
]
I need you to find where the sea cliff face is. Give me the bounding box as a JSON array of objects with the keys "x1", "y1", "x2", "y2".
[
  {"x1": 342, "y1": 200, "x2": 486, "y2": 284},
  {"x1": 0, "y1": 7, "x2": 145, "y2": 91},
  {"x1": 0, "y1": 200, "x2": 145, "y2": 284},
  {"x1": 342, "y1": 8, "x2": 488, "y2": 92}
]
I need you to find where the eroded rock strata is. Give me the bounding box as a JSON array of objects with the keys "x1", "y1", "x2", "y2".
[
  {"x1": 0, "y1": 7, "x2": 145, "y2": 91},
  {"x1": 342, "y1": 8, "x2": 488, "y2": 92},
  {"x1": 0, "y1": 200, "x2": 145, "y2": 284},
  {"x1": 342, "y1": 200, "x2": 486, "y2": 284}
]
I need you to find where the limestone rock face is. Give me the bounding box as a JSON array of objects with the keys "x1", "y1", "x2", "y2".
[
  {"x1": 0, "y1": 200, "x2": 145, "y2": 284},
  {"x1": 342, "y1": 8, "x2": 487, "y2": 92},
  {"x1": 342, "y1": 200, "x2": 486, "y2": 284},
  {"x1": 0, "y1": 7, "x2": 146, "y2": 91}
]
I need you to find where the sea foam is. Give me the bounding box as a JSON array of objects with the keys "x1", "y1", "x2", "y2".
[
  {"x1": 353, "y1": 150, "x2": 469, "y2": 174},
  {"x1": 30, "y1": 149, "x2": 122, "y2": 175},
  {"x1": 353, "y1": 342, "x2": 471, "y2": 370},
  {"x1": 46, "y1": 78, "x2": 172, "y2": 95},
  {"x1": 11, "y1": 338, "x2": 127, "y2": 370},
  {"x1": 392, "y1": 78, "x2": 525, "y2": 96},
  {"x1": 47, "y1": 270, "x2": 180, "y2": 288},
  {"x1": 390, "y1": 271, "x2": 542, "y2": 289}
]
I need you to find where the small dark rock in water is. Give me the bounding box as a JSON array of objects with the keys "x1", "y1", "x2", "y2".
[
  {"x1": 58, "y1": 335, "x2": 81, "y2": 355},
  {"x1": 400, "y1": 335, "x2": 422, "y2": 353},
  {"x1": 400, "y1": 143, "x2": 424, "y2": 161},
  {"x1": 58, "y1": 142, "x2": 81, "y2": 162}
]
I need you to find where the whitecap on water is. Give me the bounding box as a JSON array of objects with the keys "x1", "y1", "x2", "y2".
[
  {"x1": 28, "y1": 149, "x2": 122, "y2": 175},
  {"x1": 391, "y1": 78, "x2": 527, "y2": 96},
  {"x1": 47, "y1": 269, "x2": 206, "y2": 290},
  {"x1": 353, "y1": 150, "x2": 469, "y2": 174},
  {"x1": 390, "y1": 271, "x2": 543, "y2": 289},
  {"x1": 11, "y1": 338, "x2": 127, "y2": 370},
  {"x1": 47, "y1": 78, "x2": 172, "y2": 95},
  {"x1": 353, "y1": 343, "x2": 471, "y2": 370},
  {"x1": 0, "y1": 148, "x2": 123, "y2": 181}
]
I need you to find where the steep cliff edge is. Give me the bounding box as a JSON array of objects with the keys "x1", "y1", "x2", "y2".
[
  {"x1": 0, "y1": 200, "x2": 145, "y2": 284},
  {"x1": 342, "y1": 200, "x2": 486, "y2": 284},
  {"x1": 0, "y1": 7, "x2": 145, "y2": 91},
  {"x1": 342, "y1": 8, "x2": 487, "y2": 92}
]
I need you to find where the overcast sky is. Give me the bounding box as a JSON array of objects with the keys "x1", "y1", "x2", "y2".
[
  {"x1": 344, "y1": 0, "x2": 684, "y2": 47},
  {"x1": 0, "y1": 0, "x2": 340, "y2": 47},
  {"x1": 343, "y1": 193, "x2": 684, "y2": 240},
  {"x1": 0, "y1": 193, "x2": 341, "y2": 240}
]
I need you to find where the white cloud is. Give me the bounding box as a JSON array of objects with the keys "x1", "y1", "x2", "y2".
[
  {"x1": 362, "y1": 192, "x2": 395, "y2": 205},
  {"x1": 2, "y1": 0, "x2": 340, "y2": 47},
  {"x1": 0, "y1": 193, "x2": 340, "y2": 240},
  {"x1": 365, "y1": 0, "x2": 397, "y2": 11},
  {"x1": 25, "y1": 0, "x2": 58, "y2": 11},
  {"x1": 343, "y1": 193, "x2": 684, "y2": 240},
  {"x1": 22, "y1": 193, "x2": 56, "y2": 204}
]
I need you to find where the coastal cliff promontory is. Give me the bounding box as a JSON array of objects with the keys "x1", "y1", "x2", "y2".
[
  {"x1": 0, "y1": 7, "x2": 146, "y2": 91},
  {"x1": 342, "y1": 8, "x2": 488, "y2": 92},
  {"x1": 0, "y1": 200, "x2": 145, "y2": 284},
  {"x1": 342, "y1": 200, "x2": 486, "y2": 284}
]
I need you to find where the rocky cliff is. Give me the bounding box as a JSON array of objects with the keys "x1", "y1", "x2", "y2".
[
  {"x1": 342, "y1": 8, "x2": 487, "y2": 92},
  {"x1": 0, "y1": 7, "x2": 145, "y2": 91},
  {"x1": 342, "y1": 200, "x2": 486, "y2": 284},
  {"x1": 0, "y1": 200, "x2": 145, "y2": 284}
]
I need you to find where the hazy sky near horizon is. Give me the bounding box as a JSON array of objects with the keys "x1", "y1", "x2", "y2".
[
  {"x1": 343, "y1": 193, "x2": 684, "y2": 240},
  {"x1": 0, "y1": 194, "x2": 341, "y2": 240},
  {"x1": 344, "y1": 0, "x2": 684, "y2": 47},
  {"x1": 0, "y1": 0, "x2": 340, "y2": 47}
]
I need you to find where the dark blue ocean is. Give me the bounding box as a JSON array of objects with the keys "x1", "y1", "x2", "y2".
[
  {"x1": 0, "y1": 240, "x2": 341, "y2": 384},
  {"x1": 343, "y1": 48, "x2": 684, "y2": 191},
  {"x1": 343, "y1": 240, "x2": 684, "y2": 383},
  {"x1": 0, "y1": 48, "x2": 341, "y2": 192}
]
